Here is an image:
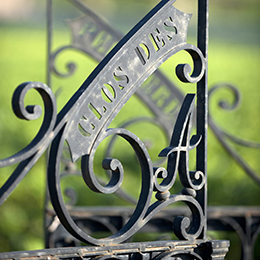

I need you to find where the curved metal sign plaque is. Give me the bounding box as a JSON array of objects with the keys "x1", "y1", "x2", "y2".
[{"x1": 61, "y1": 0, "x2": 205, "y2": 161}]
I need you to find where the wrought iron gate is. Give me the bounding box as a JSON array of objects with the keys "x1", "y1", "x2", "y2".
[{"x1": 2, "y1": 0, "x2": 258, "y2": 259}]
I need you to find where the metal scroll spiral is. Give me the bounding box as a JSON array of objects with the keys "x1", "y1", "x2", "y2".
[
  {"x1": 208, "y1": 83, "x2": 260, "y2": 185},
  {"x1": 0, "y1": 82, "x2": 57, "y2": 167},
  {"x1": 49, "y1": 46, "x2": 81, "y2": 78},
  {"x1": 175, "y1": 46, "x2": 205, "y2": 84},
  {"x1": 0, "y1": 82, "x2": 57, "y2": 205},
  {"x1": 48, "y1": 125, "x2": 154, "y2": 245},
  {"x1": 103, "y1": 117, "x2": 170, "y2": 205},
  {"x1": 48, "y1": 93, "x2": 206, "y2": 246}
]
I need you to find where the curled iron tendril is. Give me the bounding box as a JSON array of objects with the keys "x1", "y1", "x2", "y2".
[
  {"x1": 103, "y1": 117, "x2": 170, "y2": 204},
  {"x1": 0, "y1": 82, "x2": 57, "y2": 205},
  {"x1": 208, "y1": 83, "x2": 260, "y2": 184},
  {"x1": 175, "y1": 47, "x2": 205, "y2": 84},
  {"x1": 145, "y1": 193, "x2": 204, "y2": 241},
  {"x1": 50, "y1": 46, "x2": 80, "y2": 78},
  {"x1": 0, "y1": 81, "x2": 57, "y2": 168}
]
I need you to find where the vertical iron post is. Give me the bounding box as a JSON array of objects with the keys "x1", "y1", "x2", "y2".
[
  {"x1": 47, "y1": 0, "x2": 52, "y2": 89},
  {"x1": 197, "y1": 0, "x2": 208, "y2": 239}
]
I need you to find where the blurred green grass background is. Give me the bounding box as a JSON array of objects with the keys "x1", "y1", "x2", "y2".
[{"x1": 0, "y1": 0, "x2": 259, "y2": 258}]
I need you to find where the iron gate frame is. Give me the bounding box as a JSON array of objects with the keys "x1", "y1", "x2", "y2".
[{"x1": 0, "y1": 0, "x2": 238, "y2": 259}]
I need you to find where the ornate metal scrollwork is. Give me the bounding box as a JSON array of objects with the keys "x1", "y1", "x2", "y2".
[
  {"x1": 48, "y1": 92, "x2": 205, "y2": 245},
  {"x1": 208, "y1": 83, "x2": 260, "y2": 184},
  {"x1": 0, "y1": 0, "x2": 211, "y2": 254},
  {"x1": 0, "y1": 82, "x2": 57, "y2": 205},
  {"x1": 0, "y1": 0, "x2": 236, "y2": 259},
  {"x1": 45, "y1": 0, "x2": 207, "y2": 246}
]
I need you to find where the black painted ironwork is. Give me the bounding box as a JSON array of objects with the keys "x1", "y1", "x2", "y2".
[
  {"x1": 48, "y1": 0, "x2": 260, "y2": 189},
  {"x1": 44, "y1": 206, "x2": 260, "y2": 259},
  {"x1": 43, "y1": 1, "x2": 260, "y2": 259},
  {"x1": 0, "y1": 239, "x2": 230, "y2": 260},
  {"x1": 208, "y1": 83, "x2": 260, "y2": 185},
  {"x1": 48, "y1": 91, "x2": 206, "y2": 246},
  {"x1": 0, "y1": 0, "x2": 243, "y2": 259}
]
